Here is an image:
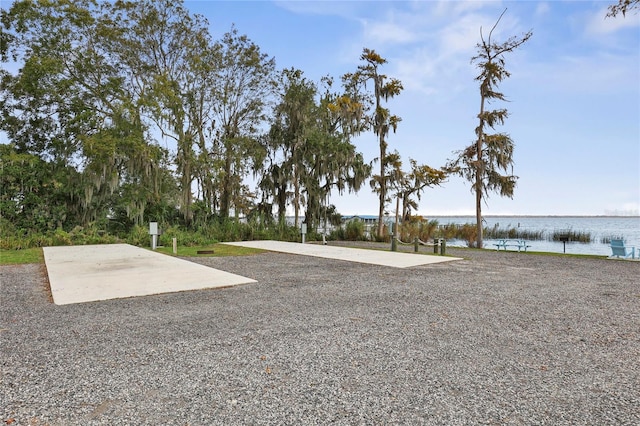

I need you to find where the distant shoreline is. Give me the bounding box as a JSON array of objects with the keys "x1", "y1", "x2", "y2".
[{"x1": 426, "y1": 215, "x2": 640, "y2": 218}]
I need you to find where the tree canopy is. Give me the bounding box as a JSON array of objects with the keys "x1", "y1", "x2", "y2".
[{"x1": 1, "y1": 0, "x2": 530, "y2": 245}]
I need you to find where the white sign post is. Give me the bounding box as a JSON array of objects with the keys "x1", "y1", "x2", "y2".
[
  {"x1": 149, "y1": 222, "x2": 159, "y2": 250},
  {"x1": 301, "y1": 223, "x2": 307, "y2": 244}
]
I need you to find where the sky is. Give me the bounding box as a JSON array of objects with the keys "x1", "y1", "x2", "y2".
[{"x1": 184, "y1": 0, "x2": 639, "y2": 217}]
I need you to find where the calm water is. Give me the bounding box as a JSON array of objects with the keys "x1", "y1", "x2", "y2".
[{"x1": 431, "y1": 216, "x2": 640, "y2": 256}]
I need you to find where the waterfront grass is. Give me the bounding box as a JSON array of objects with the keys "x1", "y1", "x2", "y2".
[
  {"x1": 435, "y1": 223, "x2": 546, "y2": 247},
  {"x1": 551, "y1": 229, "x2": 592, "y2": 243},
  {"x1": 600, "y1": 235, "x2": 624, "y2": 244},
  {"x1": 484, "y1": 225, "x2": 545, "y2": 241}
]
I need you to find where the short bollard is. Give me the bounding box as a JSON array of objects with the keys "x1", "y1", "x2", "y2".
[
  {"x1": 440, "y1": 239, "x2": 446, "y2": 256},
  {"x1": 433, "y1": 238, "x2": 439, "y2": 254},
  {"x1": 414, "y1": 237, "x2": 419, "y2": 253}
]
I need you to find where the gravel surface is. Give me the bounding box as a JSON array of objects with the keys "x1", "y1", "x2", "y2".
[{"x1": 2, "y1": 245, "x2": 639, "y2": 425}]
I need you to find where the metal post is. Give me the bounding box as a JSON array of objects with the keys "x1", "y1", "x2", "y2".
[
  {"x1": 414, "y1": 237, "x2": 419, "y2": 253},
  {"x1": 390, "y1": 222, "x2": 397, "y2": 251},
  {"x1": 149, "y1": 221, "x2": 159, "y2": 250}
]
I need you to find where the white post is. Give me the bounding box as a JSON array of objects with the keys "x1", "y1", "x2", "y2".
[
  {"x1": 149, "y1": 222, "x2": 159, "y2": 250},
  {"x1": 172, "y1": 237, "x2": 177, "y2": 254}
]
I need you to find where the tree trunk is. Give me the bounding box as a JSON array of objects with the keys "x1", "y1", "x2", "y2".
[
  {"x1": 476, "y1": 179, "x2": 483, "y2": 248},
  {"x1": 219, "y1": 154, "x2": 232, "y2": 219},
  {"x1": 475, "y1": 88, "x2": 486, "y2": 248},
  {"x1": 377, "y1": 134, "x2": 386, "y2": 238},
  {"x1": 293, "y1": 164, "x2": 300, "y2": 228}
]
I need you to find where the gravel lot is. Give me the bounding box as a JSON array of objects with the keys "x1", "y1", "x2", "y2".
[{"x1": 2, "y1": 245, "x2": 639, "y2": 425}]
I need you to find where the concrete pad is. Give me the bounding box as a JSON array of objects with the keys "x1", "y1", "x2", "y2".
[
  {"x1": 223, "y1": 240, "x2": 462, "y2": 268},
  {"x1": 43, "y1": 244, "x2": 256, "y2": 305}
]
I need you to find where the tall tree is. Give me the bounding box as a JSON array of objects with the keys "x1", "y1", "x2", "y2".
[
  {"x1": 447, "y1": 10, "x2": 532, "y2": 248},
  {"x1": 303, "y1": 75, "x2": 370, "y2": 231},
  {"x1": 106, "y1": 0, "x2": 213, "y2": 224},
  {"x1": 343, "y1": 48, "x2": 403, "y2": 238},
  {"x1": 210, "y1": 27, "x2": 276, "y2": 220},
  {"x1": 265, "y1": 68, "x2": 316, "y2": 227}
]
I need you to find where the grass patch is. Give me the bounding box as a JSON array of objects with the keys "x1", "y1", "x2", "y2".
[
  {"x1": 154, "y1": 243, "x2": 265, "y2": 257},
  {"x1": 0, "y1": 243, "x2": 264, "y2": 265},
  {"x1": 0, "y1": 248, "x2": 44, "y2": 265},
  {"x1": 511, "y1": 250, "x2": 607, "y2": 259}
]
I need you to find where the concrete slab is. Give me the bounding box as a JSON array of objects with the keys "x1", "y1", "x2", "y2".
[
  {"x1": 43, "y1": 244, "x2": 256, "y2": 305},
  {"x1": 223, "y1": 240, "x2": 462, "y2": 268}
]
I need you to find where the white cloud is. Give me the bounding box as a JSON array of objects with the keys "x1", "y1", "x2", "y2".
[
  {"x1": 585, "y1": 6, "x2": 640, "y2": 35},
  {"x1": 535, "y1": 2, "x2": 550, "y2": 18},
  {"x1": 360, "y1": 19, "x2": 419, "y2": 45},
  {"x1": 437, "y1": 13, "x2": 487, "y2": 55},
  {"x1": 433, "y1": 0, "x2": 502, "y2": 17},
  {"x1": 273, "y1": 0, "x2": 361, "y2": 18},
  {"x1": 520, "y1": 51, "x2": 639, "y2": 95},
  {"x1": 339, "y1": 4, "x2": 499, "y2": 96}
]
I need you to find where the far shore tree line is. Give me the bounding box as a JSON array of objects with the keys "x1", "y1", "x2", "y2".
[{"x1": 1, "y1": 1, "x2": 631, "y2": 248}]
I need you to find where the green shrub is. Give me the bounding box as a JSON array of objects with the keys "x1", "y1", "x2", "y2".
[
  {"x1": 438, "y1": 223, "x2": 460, "y2": 240},
  {"x1": 458, "y1": 224, "x2": 478, "y2": 247},
  {"x1": 126, "y1": 225, "x2": 151, "y2": 247},
  {"x1": 329, "y1": 227, "x2": 345, "y2": 241},
  {"x1": 344, "y1": 219, "x2": 365, "y2": 241},
  {"x1": 52, "y1": 229, "x2": 72, "y2": 246},
  {"x1": 397, "y1": 218, "x2": 440, "y2": 243}
]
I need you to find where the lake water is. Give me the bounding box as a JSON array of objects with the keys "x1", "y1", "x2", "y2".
[{"x1": 430, "y1": 216, "x2": 640, "y2": 256}]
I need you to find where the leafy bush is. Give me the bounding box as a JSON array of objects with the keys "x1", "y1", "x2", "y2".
[
  {"x1": 397, "y1": 218, "x2": 439, "y2": 243},
  {"x1": 438, "y1": 223, "x2": 460, "y2": 240},
  {"x1": 458, "y1": 224, "x2": 478, "y2": 247},
  {"x1": 344, "y1": 219, "x2": 365, "y2": 241}
]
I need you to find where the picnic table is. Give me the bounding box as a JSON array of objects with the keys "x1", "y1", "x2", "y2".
[{"x1": 493, "y1": 239, "x2": 531, "y2": 252}]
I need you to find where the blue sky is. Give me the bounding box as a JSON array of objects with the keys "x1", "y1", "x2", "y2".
[{"x1": 186, "y1": 0, "x2": 639, "y2": 216}]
